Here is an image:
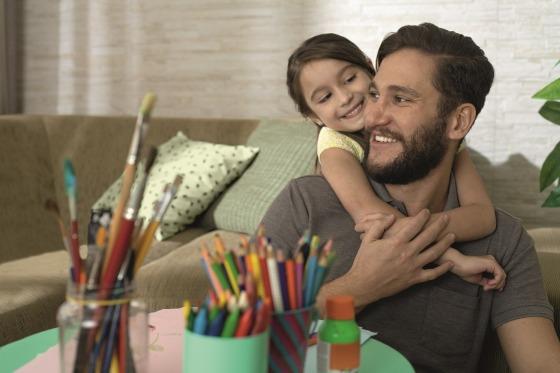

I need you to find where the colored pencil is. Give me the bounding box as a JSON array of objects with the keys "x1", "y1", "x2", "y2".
[{"x1": 285, "y1": 258, "x2": 297, "y2": 310}]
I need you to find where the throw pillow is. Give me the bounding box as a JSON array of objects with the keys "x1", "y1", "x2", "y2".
[
  {"x1": 200, "y1": 118, "x2": 317, "y2": 234},
  {"x1": 93, "y1": 131, "x2": 259, "y2": 240}
]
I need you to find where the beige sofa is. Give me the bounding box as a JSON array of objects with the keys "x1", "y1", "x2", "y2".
[{"x1": 0, "y1": 115, "x2": 558, "y2": 372}]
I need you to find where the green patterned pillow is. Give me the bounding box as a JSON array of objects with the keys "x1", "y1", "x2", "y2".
[
  {"x1": 201, "y1": 119, "x2": 316, "y2": 234},
  {"x1": 93, "y1": 131, "x2": 259, "y2": 240}
]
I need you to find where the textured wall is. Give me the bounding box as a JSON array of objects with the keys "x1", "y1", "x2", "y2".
[{"x1": 20, "y1": 0, "x2": 560, "y2": 227}]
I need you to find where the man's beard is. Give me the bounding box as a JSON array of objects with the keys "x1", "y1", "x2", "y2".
[{"x1": 366, "y1": 117, "x2": 449, "y2": 185}]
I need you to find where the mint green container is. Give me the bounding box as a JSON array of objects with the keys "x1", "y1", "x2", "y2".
[{"x1": 183, "y1": 329, "x2": 269, "y2": 373}]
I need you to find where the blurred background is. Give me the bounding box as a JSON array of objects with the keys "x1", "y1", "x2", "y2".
[{"x1": 6, "y1": 0, "x2": 560, "y2": 227}]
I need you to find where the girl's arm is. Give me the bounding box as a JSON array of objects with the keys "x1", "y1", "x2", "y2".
[
  {"x1": 430, "y1": 148, "x2": 496, "y2": 241},
  {"x1": 319, "y1": 147, "x2": 399, "y2": 223}
]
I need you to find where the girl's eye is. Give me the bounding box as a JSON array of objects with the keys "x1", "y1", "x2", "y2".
[
  {"x1": 344, "y1": 74, "x2": 356, "y2": 84},
  {"x1": 369, "y1": 87, "x2": 379, "y2": 99},
  {"x1": 318, "y1": 93, "x2": 331, "y2": 104}
]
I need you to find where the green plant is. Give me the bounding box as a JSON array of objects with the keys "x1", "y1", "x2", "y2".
[{"x1": 533, "y1": 61, "x2": 560, "y2": 207}]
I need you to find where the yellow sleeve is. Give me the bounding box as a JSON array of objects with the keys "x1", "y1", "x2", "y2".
[{"x1": 317, "y1": 127, "x2": 365, "y2": 164}]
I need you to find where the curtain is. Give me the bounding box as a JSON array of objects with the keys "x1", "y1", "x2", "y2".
[{"x1": 0, "y1": 0, "x2": 19, "y2": 114}]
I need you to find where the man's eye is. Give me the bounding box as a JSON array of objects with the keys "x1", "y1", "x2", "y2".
[
  {"x1": 318, "y1": 93, "x2": 331, "y2": 103},
  {"x1": 395, "y1": 96, "x2": 409, "y2": 103},
  {"x1": 369, "y1": 87, "x2": 379, "y2": 99}
]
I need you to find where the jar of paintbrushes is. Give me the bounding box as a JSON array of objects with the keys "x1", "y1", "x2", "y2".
[
  {"x1": 52, "y1": 93, "x2": 182, "y2": 372},
  {"x1": 57, "y1": 280, "x2": 148, "y2": 373}
]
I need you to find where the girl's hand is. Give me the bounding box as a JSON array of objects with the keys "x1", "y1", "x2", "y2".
[
  {"x1": 452, "y1": 254, "x2": 507, "y2": 291},
  {"x1": 354, "y1": 212, "x2": 396, "y2": 239}
]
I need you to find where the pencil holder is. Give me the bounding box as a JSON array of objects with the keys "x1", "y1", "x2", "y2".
[
  {"x1": 268, "y1": 306, "x2": 316, "y2": 373},
  {"x1": 57, "y1": 282, "x2": 148, "y2": 373},
  {"x1": 183, "y1": 328, "x2": 270, "y2": 373}
]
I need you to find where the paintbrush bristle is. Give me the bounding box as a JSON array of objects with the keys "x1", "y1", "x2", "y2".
[
  {"x1": 172, "y1": 174, "x2": 184, "y2": 189},
  {"x1": 144, "y1": 146, "x2": 158, "y2": 173},
  {"x1": 139, "y1": 92, "x2": 157, "y2": 117},
  {"x1": 63, "y1": 159, "x2": 76, "y2": 194}
]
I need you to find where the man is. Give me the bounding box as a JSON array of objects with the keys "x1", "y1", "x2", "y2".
[{"x1": 261, "y1": 23, "x2": 560, "y2": 372}]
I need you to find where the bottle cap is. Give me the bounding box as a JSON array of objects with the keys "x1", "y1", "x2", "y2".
[{"x1": 325, "y1": 295, "x2": 355, "y2": 320}]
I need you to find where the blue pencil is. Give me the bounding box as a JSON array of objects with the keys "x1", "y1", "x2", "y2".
[
  {"x1": 193, "y1": 306, "x2": 208, "y2": 335},
  {"x1": 207, "y1": 309, "x2": 227, "y2": 336},
  {"x1": 303, "y1": 254, "x2": 318, "y2": 306}
]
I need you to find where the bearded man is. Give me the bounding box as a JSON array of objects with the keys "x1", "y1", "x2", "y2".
[{"x1": 261, "y1": 23, "x2": 560, "y2": 372}]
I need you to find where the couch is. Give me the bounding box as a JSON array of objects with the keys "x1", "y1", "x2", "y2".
[{"x1": 0, "y1": 114, "x2": 558, "y2": 372}]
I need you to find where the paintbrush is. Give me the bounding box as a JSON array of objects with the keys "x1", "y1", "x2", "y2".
[
  {"x1": 63, "y1": 159, "x2": 85, "y2": 285},
  {"x1": 104, "y1": 92, "x2": 157, "y2": 275},
  {"x1": 133, "y1": 175, "x2": 183, "y2": 275},
  {"x1": 44, "y1": 198, "x2": 71, "y2": 253}
]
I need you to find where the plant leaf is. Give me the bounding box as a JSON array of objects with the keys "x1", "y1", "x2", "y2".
[
  {"x1": 542, "y1": 185, "x2": 560, "y2": 207},
  {"x1": 540, "y1": 142, "x2": 560, "y2": 191},
  {"x1": 533, "y1": 77, "x2": 560, "y2": 100},
  {"x1": 539, "y1": 101, "x2": 560, "y2": 125}
]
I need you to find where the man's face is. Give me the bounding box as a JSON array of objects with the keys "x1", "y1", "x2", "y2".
[{"x1": 365, "y1": 48, "x2": 450, "y2": 184}]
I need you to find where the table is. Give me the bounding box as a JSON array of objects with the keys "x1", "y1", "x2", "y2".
[{"x1": 1, "y1": 309, "x2": 413, "y2": 373}]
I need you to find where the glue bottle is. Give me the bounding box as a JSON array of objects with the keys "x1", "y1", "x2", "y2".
[{"x1": 317, "y1": 295, "x2": 360, "y2": 372}]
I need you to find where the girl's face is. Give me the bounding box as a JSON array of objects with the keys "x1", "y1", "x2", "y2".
[{"x1": 300, "y1": 58, "x2": 372, "y2": 132}]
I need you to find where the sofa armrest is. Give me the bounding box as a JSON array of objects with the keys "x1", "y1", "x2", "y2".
[{"x1": 478, "y1": 227, "x2": 560, "y2": 372}]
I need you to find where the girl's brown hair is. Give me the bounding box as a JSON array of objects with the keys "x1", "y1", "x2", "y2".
[{"x1": 286, "y1": 33, "x2": 374, "y2": 118}]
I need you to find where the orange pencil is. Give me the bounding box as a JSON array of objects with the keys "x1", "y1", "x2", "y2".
[
  {"x1": 258, "y1": 246, "x2": 273, "y2": 304},
  {"x1": 234, "y1": 307, "x2": 254, "y2": 337},
  {"x1": 285, "y1": 258, "x2": 297, "y2": 310}
]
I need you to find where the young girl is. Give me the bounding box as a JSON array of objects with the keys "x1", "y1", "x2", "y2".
[{"x1": 286, "y1": 33, "x2": 505, "y2": 291}]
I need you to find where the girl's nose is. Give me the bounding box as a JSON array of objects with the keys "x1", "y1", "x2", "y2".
[{"x1": 337, "y1": 87, "x2": 352, "y2": 106}]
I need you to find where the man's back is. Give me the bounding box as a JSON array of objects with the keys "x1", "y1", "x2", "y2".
[{"x1": 261, "y1": 175, "x2": 552, "y2": 372}]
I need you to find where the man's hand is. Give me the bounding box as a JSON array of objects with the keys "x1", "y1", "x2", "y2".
[{"x1": 318, "y1": 209, "x2": 455, "y2": 312}]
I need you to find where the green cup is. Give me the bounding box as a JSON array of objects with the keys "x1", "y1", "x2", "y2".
[{"x1": 183, "y1": 329, "x2": 270, "y2": 373}]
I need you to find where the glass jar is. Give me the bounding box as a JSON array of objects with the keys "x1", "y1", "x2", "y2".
[{"x1": 57, "y1": 282, "x2": 148, "y2": 373}]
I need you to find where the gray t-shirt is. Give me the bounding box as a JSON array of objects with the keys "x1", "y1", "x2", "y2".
[{"x1": 261, "y1": 175, "x2": 553, "y2": 373}]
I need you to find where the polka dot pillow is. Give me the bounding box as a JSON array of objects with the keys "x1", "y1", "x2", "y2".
[{"x1": 92, "y1": 131, "x2": 259, "y2": 240}]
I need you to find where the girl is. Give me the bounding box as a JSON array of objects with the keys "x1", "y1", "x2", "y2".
[{"x1": 286, "y1": 33, "x2": 505, "y2": 291}]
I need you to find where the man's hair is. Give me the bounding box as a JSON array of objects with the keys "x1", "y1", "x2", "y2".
[
  {"x1": 376, "y1": 23, "x2": 494, "y2": 119},
  {"x1": 287, "y1": 33, "x2": 374, "y2": 118}
]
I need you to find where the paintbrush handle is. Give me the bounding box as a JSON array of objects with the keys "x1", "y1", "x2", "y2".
[
  {"x1": 132, "y1": 221, "x2": 159, "y2": 275},
  {"x1": 70, "y1": 220, "x2": 83, "y2": 284},
  {"x1": 101, "y1": 217, "x2": 135, "y2": 290},
  {"x1": 105, "y1": 165, "x2": 136, "y2": 273}
]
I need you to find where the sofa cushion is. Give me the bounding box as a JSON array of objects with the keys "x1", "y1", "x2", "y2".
[
  {"x1": 136, "y1": 230, "x2": 248, "y2": 312},
  {"x1": 93, "y1": 132, "x2": 259, "y2": 240},
  {"x1": 0, "y1": 251, "x2": 68, "y2": 346},
  {"x1": 200, "y1": 119, "x2": 317, "y2": 234}
]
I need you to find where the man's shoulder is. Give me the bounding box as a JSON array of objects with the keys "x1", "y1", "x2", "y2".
[{"x1": 488, "y1": 208, "x2": 533, "y2": 252}]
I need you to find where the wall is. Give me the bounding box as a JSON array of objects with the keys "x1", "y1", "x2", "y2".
[{"x1": 20, "y1": 0, "x2": 560, "y2": 227}]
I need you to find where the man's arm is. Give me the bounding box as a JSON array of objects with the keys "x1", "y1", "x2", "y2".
[
  {"x1": 497, "y1": 317, "x2": 560, "y2": 372},
  {"x1": 315, "y1": 210, "x2": 455, "y2": 315}
]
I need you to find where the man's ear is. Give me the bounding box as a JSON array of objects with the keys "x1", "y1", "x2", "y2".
[{"x1": 447, "y1": 103, "x2": 476, "y2": 140}]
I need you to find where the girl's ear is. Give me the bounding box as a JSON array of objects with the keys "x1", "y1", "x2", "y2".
[
  {"x1": 306, "y1": 114, "x2": 324, "y2": 127},
  {"x1": 447, "y1": 103, "x2": 476, "y2": 140}
]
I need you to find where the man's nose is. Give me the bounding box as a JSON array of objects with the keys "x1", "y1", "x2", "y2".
[{"x1": 364, "y1": 95, "x2": 390, "y2": 130}]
